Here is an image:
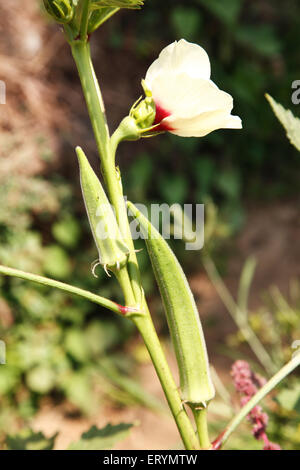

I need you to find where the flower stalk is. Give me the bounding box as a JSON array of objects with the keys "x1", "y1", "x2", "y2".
[{"x1": 69, "y1": 28, "x2": 200, "y2": 450}]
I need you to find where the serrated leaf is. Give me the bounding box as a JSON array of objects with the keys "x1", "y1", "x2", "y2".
[
  {"x1": 6, "y1": 429, "x2": 58, "y2": 450},
  {"x1": 68, "y1": 423, "x2": 133, "y2": 450},
  {"x1": 266, "y1": 94, "x2": 300, "y2": 151}
]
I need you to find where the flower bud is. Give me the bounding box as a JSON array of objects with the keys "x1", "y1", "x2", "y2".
[
  {"x1": 130, "y1": 97, "x2": 156, "y2": 130},
  {"x1": 43, "y1": 0, "x2": 74, "y2": 24},
  {"x1": 76, "y1": 147, "x2": 130, "y2": 275},
  {"x1": 111, "y1": 82, "x2": 157, "y2": 147}
]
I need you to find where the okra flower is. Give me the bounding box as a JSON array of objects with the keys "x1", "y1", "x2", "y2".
[{"x1": 144, "y1": 39, "x2": 242, "y2": 137}]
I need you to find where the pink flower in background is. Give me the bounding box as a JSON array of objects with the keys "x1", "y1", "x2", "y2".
[
  {"x1": 144, "y1": 39, "x2": 242, "y2": 137},
  {"x1": 231, "y1": 360, "x2": 281, "y2": 451}
]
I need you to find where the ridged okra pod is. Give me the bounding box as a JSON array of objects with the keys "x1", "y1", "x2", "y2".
[
  {"x1": 76, "y1": 146, "x2": 129, "y2": 275},
  {"x1": 127, "y1": 201, "x2": 215, "y2": 405}
]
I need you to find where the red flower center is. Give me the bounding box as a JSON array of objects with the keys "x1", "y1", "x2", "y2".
[{"x1": 154, "y1": 102, "x2": 174, "y2": 131}]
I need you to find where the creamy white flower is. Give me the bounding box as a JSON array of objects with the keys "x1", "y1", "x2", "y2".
[{"x1": 144, "y1": 39, "x2": 242, "y2": 137}]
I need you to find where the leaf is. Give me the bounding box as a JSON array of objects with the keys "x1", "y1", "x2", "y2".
[
  {"x1": 88, "y1": 7, "x2": 120, "y2": 34},
  {"x1": 68, "y1": 423, "x2": 133, "y2": 450},
  {"x1": 197, "y1": 0, "x2": 243, "y2": 25},
  {"x1": 159, "y1": 174, "x2": 188, "y2": 205},
  {"x1": 43, "y1": 245, "x2": 72, "y2": 279},
  {"x1": 6, "y1": 429, "x2": 58, "y2": 450},
  {"x1": 276, "y1": 384, "x2": 300, "y2": 412},
  {"x1": 26, "y1": 365, "x2": 56, "y2": 393},
  {"x1": 171, "y1": 7, "x2": 202, "y2": 41},
  {"x1": 52, "y1": 216, "x2": 81, "y2": 249},
  {"x1": 266, "y1": 94, "x2": 300, "y2": 152},
  {"x1": 235, "y1": 25, "x2": 281, "y2": 56}
]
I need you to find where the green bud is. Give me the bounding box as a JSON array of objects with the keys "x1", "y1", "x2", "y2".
[
  {"x1": 76, "y1": 147, "x2": 129, "y2": 275},
  {"x1": 91, "y1": 0, "x2": 144, "y2": 10},
  {"x1": 43, "y1": 0, "x2": 74, "y2": 24},
  {"x1": 130, "y1": 96, "x2": 156, "y2": 130},
  {"x1": 111, "y1": 81, "x2": 157, "y2": 149}
]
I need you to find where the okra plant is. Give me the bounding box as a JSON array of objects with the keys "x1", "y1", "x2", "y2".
[{"x1": 1, "y1": 0, "x2": 299, "y2": 450}]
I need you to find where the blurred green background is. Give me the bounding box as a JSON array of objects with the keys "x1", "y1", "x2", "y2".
[{"x1": 0, "y1": 0, "x2": 299, "y2": 450}]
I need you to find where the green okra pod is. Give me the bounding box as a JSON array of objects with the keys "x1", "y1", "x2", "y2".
[
  {"x1": 76, "y1": 146, "x2": 129, "y2": 275},
  {"x1": 127, "y1": 201, "x2": 215, "y2": 405}
]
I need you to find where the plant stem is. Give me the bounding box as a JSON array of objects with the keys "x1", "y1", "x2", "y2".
[
  {"x1": 134, "y1": 312, "x2": 200, "y2": 449},
  {"x1": 219, "y1": 353, "x2": 300, "y2": 448},
  {"x1": 79, "y1": 0, "x2": 91, "y2": 40},
  {"x1": 70, "y1": 39, "x2": 200, "y2": 449},
  {"x1": 0, "y1": 264, "x2": 124, "y2": 315},
  {"x1": 71, "y1": 41, "x2": 142, "y2": 304},
  {"x1": 114, "y1": 268, "x2": 200, "y2": 449},
  {"x1": 202, "y1": 253, "x2": 276, "y2": 375},
  {"x1": 191, "y1": 407, "x2": 211, "y2": 449}
]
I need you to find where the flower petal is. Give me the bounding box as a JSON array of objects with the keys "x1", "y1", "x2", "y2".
[
  {"x1": 164, "y1": 110, "x2": 242, "y2": 137},
  {"x1": 150, "y1": 73, "x2": 233, "y2": 118},
  {"x1": 145, "y1": 39, "x2": 211, "y2": 87}
]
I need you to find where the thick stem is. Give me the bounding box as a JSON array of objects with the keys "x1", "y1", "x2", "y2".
[
  {"x1": 191, "y1": 407, "x2": 211, "y2": 449},
  {"x1": 133, "y1": 312, "x2": 200, "y2": 450},
  {"x1": 115, "y1": 268, "x2": 200, "y2": 449},
  {"x1": 71, "y1": 40, "x2": 199, "y2": 450}
]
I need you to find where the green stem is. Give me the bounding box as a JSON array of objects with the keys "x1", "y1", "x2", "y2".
[
  {"x1": 191, "y1": 407, "x2": 211, "y2": 449},
  {"x1": 219, "y1": 353, "x2": 300, "y2": 448},
  {"x1": 71, "y1": 41, "x2": 142, "y2": 303},
  {"x1": 133, "y1": 312, "x2": 200, "y2": 450},
  {"x1": 79, "y1": 0, "x2": 91, "y2": 40},
  {"x1": 0, "y1": 264, "x2": 125, "y2": 316},
  {"x1": 70, "y1": 39, "x2": 199, "y2": 449},
  {"x1": 202, "y1": 254, "x2": 276, "y2": 375},
  {"x1": 115, "y1": 267, "x2": 200, "y2": 449}
]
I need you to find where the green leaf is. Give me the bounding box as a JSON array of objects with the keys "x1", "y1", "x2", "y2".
[
  {"x1": 65, "y1": 328, "x2": 90, "y2": 363},
  {"x1": 61, "y1": 371, "x2": 95, "y2": 413},
  {"x1": 276, "y1": 384, "x2": 300, "y2": 412},
  {"x1": 68, "y1": 423, "x2": 133, "y2": 450},
  {"x1": 159, "y1": 174, "x2": 188, "y2": 205},
  {"x1": 235, "y1": 26, "x2": 281, "y2": 56},
  {"x1": 197, "y1": 0, "x2": 243, "y2": 25},
  {"x1": 6, "y1": 428, "x2": 58, "y2": 450},
  {"x1": 266, "y1": 94, "x2": 300, "y2": 152},
  {"x1": 26, "y1": 365, "x2": 56, "y2": 393},
  {"x1": 171, "y1": 7, "x2": 202, "y2": 41},
  {"x1": 88, "y1": 7, "x2": 120, "y2": 33},
  {"x1": 43, "y1": 245, "x2": 72, "y2": 279},
  {"x1": 52, "y1": 216, "x2": 81, "y2": 248}
]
